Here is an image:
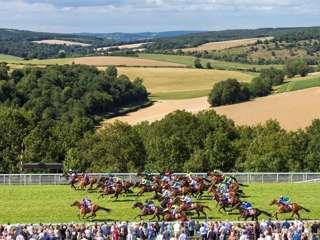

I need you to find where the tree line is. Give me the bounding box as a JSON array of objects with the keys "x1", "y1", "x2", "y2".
[
  {"x1": 3, "y1": 106, "x2": 320, "y2": 173},
  {"x1": 208, "y1": 60, "x2": 312, "y2": 107}
]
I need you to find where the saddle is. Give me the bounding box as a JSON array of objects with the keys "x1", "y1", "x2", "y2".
[
  {"x1": 245, "y1": 208, "x2": 256, "y2": 215},
  {"x1": 283, "y1": 204, "x2": 292, "y2": 211}
]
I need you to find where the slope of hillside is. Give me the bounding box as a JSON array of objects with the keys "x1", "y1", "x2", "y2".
[{"x1": 106, "y1": 87, "x2": 320, "y2": 130}]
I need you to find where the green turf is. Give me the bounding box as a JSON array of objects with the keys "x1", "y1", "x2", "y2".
[
  {"x1": 0, "y1": 184, "x2": 319, "y2": 224},
  {"x1": 139, "y1": 54, "x2": 283, "y2": 71},
  {"x1": 0, "y1": 54, "x2": 23, "y2": 62},
  {"x1": 276, "y1": 76, "x2": 320, "y2": 93}
]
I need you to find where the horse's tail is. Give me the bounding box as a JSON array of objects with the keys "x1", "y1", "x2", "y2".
[
  {"x1": 300, "y1": 206, "x2": 310, "y2": 212},
  {"x1": 239, "y1": 183, "x2": 249, "y2": 187},
  {"x1": 260, "y1": 210, "x2": 272, "y2": 217},
  {"x1": 97, "y1": 206, "x2": 111, "y2": 212}
]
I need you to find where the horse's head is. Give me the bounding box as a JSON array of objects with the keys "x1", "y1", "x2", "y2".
[
  {"x1": 270, "y1": 199, "x2": 277, "y2": 205},
  {"x1": 70, "y1": 201, "x2": 81, "y2": 208},
  {"x1": 132, "y1": 202, "x2": 143, "y2": 209}
]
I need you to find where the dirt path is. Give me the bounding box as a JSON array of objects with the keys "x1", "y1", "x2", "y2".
[{"x1": 105, "y1": 87, "x2": 320, "y2": 130}]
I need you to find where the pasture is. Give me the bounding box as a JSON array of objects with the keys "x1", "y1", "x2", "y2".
[
  {"x1": 73, "y1": 56, "x2": 185, "y2": 67},
  {"x1": 139, "y1": 53, "x2": 282, "y2": 71},
  {"x1": 118, "y1": 67, "x2": 254, "y2": 99},
  {"x1": 182, "y1": 37, "x2": 274, "y2": 52},
  {"x1": 276, "y1": 76, "x2": 320, "y2": 93},
  {"x1": 0, "y1": 183, "x2": 318, "y2": 224}
]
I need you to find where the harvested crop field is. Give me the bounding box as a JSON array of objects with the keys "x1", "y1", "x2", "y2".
[
  {"x1": 33, "y1": 39, "x2": 91, "y2": 46},
  {"x1": 106, "y1": 87, "x2": 320, "y2": 130},
  {"x1": 183, "y1": 37, "x2": 273, "y2": 52},
  {"x1": 97, "y1": 42, "x2": 150, "y2": 51},
  {"x1": 118, "y1": 67, "x2": 253, "y2": 98},
  {"x1": 74, "y1": 56, "x2": 185, "y2": 67}
]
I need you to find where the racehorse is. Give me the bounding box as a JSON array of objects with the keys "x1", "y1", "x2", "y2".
[
  {"x1": 163, "y1": 210, "x2": 188, "y2": 222},
  {"x1": 213, "y1": 193, "x2": 242, "y2": 213},
  {"x1": 62, "y1": 173, "x2": 80, "y2": 190},
  {"x1": 78, "y1": 176, "x2": 97, "y2": 190},
  {"x1": 270, "y1": 199, "x2": 310, "y2": 220},
  {"x1": 237, "y1": 208, "x2": 271, "y2": 221},
  {"x1": 173, "y1": 197, "x2": 211, "y2": 218},
  {"x1": 70, "y1": 201, "x2": 111, "y2": 219},
  {"x1": 98, "y1": 184, "x2": 123, "y2": 200},
  {"x1": 132, "y1": 202, "x2": 164, "y2": 221}
]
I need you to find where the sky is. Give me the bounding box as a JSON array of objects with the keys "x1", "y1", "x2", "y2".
[{"x1": 0, "y1": 0, "x2": 319, "y2": 33}]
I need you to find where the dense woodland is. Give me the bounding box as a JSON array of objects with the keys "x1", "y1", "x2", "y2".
[{"x1": 0, "y1": 64, "x2": 148, "y2": 172}]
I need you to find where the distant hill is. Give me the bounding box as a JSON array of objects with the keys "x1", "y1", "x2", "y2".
[{"x1": 78, "y1": 31, "x2": 202, "y2": 42}]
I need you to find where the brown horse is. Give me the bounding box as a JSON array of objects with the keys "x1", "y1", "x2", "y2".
[
  {"x1": 176, "y1": 200, "x2": 211, "y2": 218},
  {"x1": 78, "y1": 176, "x2": 97, "y2": 190},
  {"x1": 237, "y1": 207, "x2": 272, "y2": 221},
  {"x1": 70, "y1": 201, "x2": 111, "y2": 219},
  {"x1": 98, "y1": 184, "x2": 123, "y2": 200},
  {"x1": 63, "y1": 173, "x2": 80, "y2": 190},
  {"x1": 270, "y1": 199, "x2": 310, "y2": 220},
  {"x1": 132, "y1": 202, "x2": 164, "y2": 221},
  {"x1": 163, "y1": 210, "x2": 188, "y2": 222},
  {"x1": 213, "y1": 193, "x2": 242, "y2": 213}
]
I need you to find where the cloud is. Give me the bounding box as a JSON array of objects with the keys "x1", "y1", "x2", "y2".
[{"x1": 0, "y1": 0, "x2": 318, "y2": 32}]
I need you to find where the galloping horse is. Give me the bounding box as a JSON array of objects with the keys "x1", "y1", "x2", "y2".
[
  {"x1": 63, "y1": 173, "x2": 79, "y2": 190},
  {"x1": 163, "y1": 210, "x2": 188, "y2": 222},
  {"x1": 132, "y1": 202, "x2": 164, "y2": 221},
  {"x1": 98, "y1": 184, "x2": 123, "y2": 200},
  {"x1": 237, "y1": 208, "x2": 271, "y2": 221},
  {"x1": 78, "y1": 176, "x2": 97, "y2": 190},
  {"x1": 270, "y1": 199, "x2": 310, "y2": 219},
  {"x1": 70, "y1": 201, "x2": 111, "y2": 219},
  {"x1": 173, "y1": 197, "x2": 211, "y2": 218}
]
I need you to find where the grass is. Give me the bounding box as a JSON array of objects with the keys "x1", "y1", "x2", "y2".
[
  {"x1": 0, "y1": 54, "x2": 23, "y2": 62},
  {"x1": 0, "y1": 184, "x2": 319, "y2": 224},
  {"x1": 139, "y1": 54, "x2": 282, "y2": 71},
  {"x1": 118, "y1": 67, "x2": 254, "y2": 100},
  {"x1": 276, "y1": 76, "x2": 320, "y2": 93}
]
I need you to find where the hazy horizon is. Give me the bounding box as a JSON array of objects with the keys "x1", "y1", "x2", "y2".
[{"x1": 0, "y1": 0, "x2": 319, "y2": 33}]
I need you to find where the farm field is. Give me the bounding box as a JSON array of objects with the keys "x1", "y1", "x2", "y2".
[
  {"x1": 33, "y1": 39, "x2": 91, "y2": 46},
  {"x1": 0, "y1": 183, "x2": 318, "y2": 224},
  {"x1": 182, "y1": 37, "x2": 273, "y2": 52},
  {"x1": 106, "y1": 87, "x2": 320, "y2": 130},
  {"x1": 0, "y1": 54, "x2": 23, "y2": 63},
  {"x1": 73, "y1": 56, "x2": 185, "y2": 67},
  {"x1": 118, "y1": 67, "x2": 254, "y2": 99},
  {"x1": 97, "y1": 42, "x2": 150, "y2": 51},
  {"x1": 139, "y1": 53, "x2": 282, "y2": 71},
  {"x1": 276, "y1": 76, "x2": 320, "y2": 93}
]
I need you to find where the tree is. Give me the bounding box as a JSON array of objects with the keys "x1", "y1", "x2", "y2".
[
  {"x1": 285, "y1": 59, "x2": 309, "y2": 78},
  {"x1": 249, "y1": 77, "x2": 272, "y2": 97},
  {"x1": 0, "y1": 62, "x2": 9, "y2": 80},
  {"x1": 206, "y1": 62, "x2": 213, "y2": 69},
  {"x1": 208, "y1": 79, "x2": 251, "y2": 106},
  {"x1": 105, "y1": 65, "x2": 118, "y2": 78},
  {"x1": 259, "y1": 67, "x2": 285, "y2": 86},
  {"x1": 194, "y1": 58, "x2": 203, "y2": 69}
]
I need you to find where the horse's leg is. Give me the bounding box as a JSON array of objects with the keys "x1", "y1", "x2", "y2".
[
  {"x1": 196, "y1": 210, "x2": 200, "y2": 218},
  {"x1": 201, "y1": 209, "x2": 207, "y2": 218}
]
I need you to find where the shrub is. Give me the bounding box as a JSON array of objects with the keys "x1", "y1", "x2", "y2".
[{"x1": 208, "y1": 79, "x2": 251, "y2": 106}]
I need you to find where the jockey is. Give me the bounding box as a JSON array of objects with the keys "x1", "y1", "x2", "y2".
[
  {"x1": 183, "y1": 195, "x2": 192, "y2": 207},
  {"x1": 218, "y1": 183, "x2": 228, "y2": 194},
  {"x1": 279, "y1": 196, "x2": 291, "y2": 206},
  {"x1": 172, "y1": 180, "x2": 181, "y2": 190},
  {"x1": 241, "y1": 201, "x2": 253, "y2": 210},
  {"x1": 144, "y1": 200, "x2": 155, "y2": 209},
  {"x1": 105, "y1": 178, "x2": 113, "y2": 188},
  {"x1": 162, "y1": 188, "x2": 172, "y2": 198},
  {"x1": 142, "y1": 177, "x2": 152, "y2": 186},
  {"x1": 82, "y1": 197, "x2": 92, "y2": 211},
  {"x1": 68, "y1": 169, "x2": 77, "y2": 177},
  {"x1": 222, "y1": 175, "x2": 233, "y2": 185},
  {"x1": 172, "y1": 204, "x2": 180, "y2": 216},
  {"x1": 82, "y1": 172, "x2": 90, "y2": 184}
]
